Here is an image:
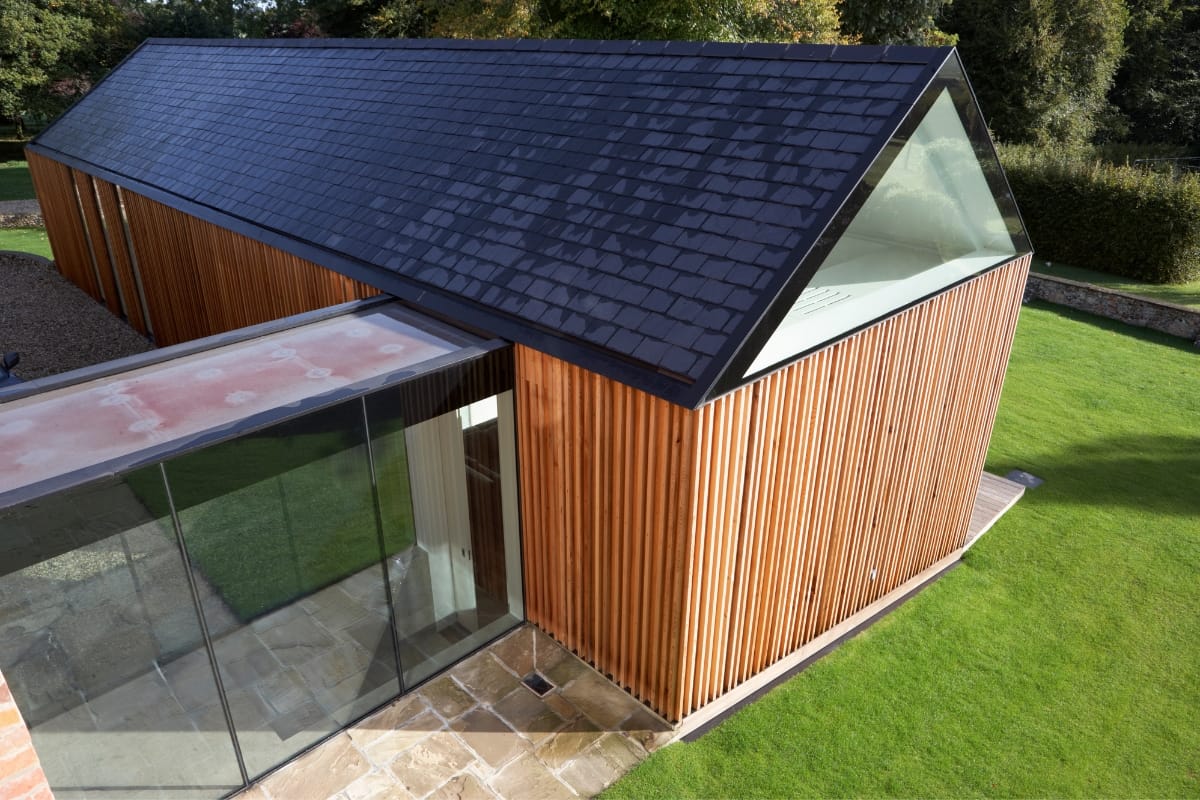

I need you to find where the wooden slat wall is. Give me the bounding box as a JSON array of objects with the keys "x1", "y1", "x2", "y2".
[
  {"x1": 518, "y1": 255, "x2": 1030, "y2": 722},
  {"x1": 681, "y1": 255, "x2": 1031, "y2": 715},
  {"x1": 26, "y1": 153, "x2": 379, "y2": 346},
  {"x1": 26, "y1": 152, "x2": 98, "y2": 298},
  {"x1": 516, "y1": 349, "x2": 698, "y2": 712},
  {"x1": 94, "y1": 180, "x2": 150, "y2": 336},
  {"x1": 120, "y1": 191, "x2": 379, "y2": 345},
  {"x1": 72, "y1": 170, "x2": 124, "y2": 318}
]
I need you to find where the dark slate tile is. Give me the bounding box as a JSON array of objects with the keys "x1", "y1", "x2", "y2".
[
  {"x1": 694, "y1": 332, "x2": 725, "y2": 356},
  {"x1": 726, "y1": 288, "x2": 757, "y2": 311},
  {"x1": 667, "y1": 296, "x2": 704, "y2": 322},
  {"x1": 670, "y1": 273, "x2": 706, "y2": 297},
  {"x1": 633, "y1": 338, "x2": 669, "y2": 365},
  {"x1": 892, "y1": 64, "x2": 927, "y2": 83},
  {"x1": 643, "y1": 289, "x2": 674, "y2": 313},
  {"x1": 608, "y1": 328, "x2": 642, "y2": 355},
  {"x1": 36, "y1": 37, "x2": 945, "y2": 400},
  {"x1": 662, "y1": 345, "x2": 700, "y2": 376},
  {"x1": 562, "y1": 313, "x2": 589, "y2": 336}
]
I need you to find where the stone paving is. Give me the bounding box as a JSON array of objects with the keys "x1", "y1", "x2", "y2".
[
  {"x1": 234, "y1": 625, "x2": 674, "y2": 800},
  {"x1": 1, "y1": 476, "x2": 520, "y2": 798}
]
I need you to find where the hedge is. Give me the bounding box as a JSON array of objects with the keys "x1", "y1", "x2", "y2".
[
  {"x1": 999, "y1": 144, "x2": 1200, "y2": 283},
  {"x1": 0, "y1": 140, "x2": 28, "y2": 161}
]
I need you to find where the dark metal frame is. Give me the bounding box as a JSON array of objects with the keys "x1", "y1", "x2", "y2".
[{"x1": 701, "y1": 51, "x2": 1032, "y2": 401}]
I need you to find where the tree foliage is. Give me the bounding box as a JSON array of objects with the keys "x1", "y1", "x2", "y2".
[
  {"x1": 941, "y1": 0, "x2": 1128, "y2": 145},
  {"x1": 1109, "y1": 0, "x2": 1200, "y2": 145},
  {"x1": 0, "y1": 0, "x2": 131, "y2": 128},
  {"x1": 416, "y1": 0, "x2": 841, "y2": 42},
  {"x1": 839, "y1": 0, "x2": 956, "y2": 46}
]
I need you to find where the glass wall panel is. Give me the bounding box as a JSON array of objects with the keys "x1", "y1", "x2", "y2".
[
  {"x1": 0, "y1": 474, "x2": 241, "y2": 799},
  {"x1": 745, "y1": 86, "x2": 1021, "y2": 376},
  {"x1": 367, "y1": 389, "x2": 523, "y2": 688},
  {"x1": 0, "y1": 341, "x2": 522, "y2": 796},
  {"x1": 165, "y1": 400, "x2": 399, "y2": 780}
]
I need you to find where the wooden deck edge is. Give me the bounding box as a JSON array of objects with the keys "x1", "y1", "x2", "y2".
[
  {"x1": 670, "y1": 547, "x2": 963, "y2": 742},
  {"x1": 964, "y1": 472, "x2": 1026, "y2": 551}
]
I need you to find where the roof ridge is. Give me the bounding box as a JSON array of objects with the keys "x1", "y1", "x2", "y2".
[{"x1": 141, "y1": 37, "x2": 948, "y2": 63}]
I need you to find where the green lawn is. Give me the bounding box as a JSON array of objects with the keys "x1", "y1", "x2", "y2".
[
  {"x1": 1034, "y1": 257, "x2": 1200, "y2": 310},
  {"x1": 607, "y1": 302, "x2": 1200, "y2": 798},
  {"x1": 0, "y1": 226, "x2": 52, "y2": 259},
  {"x1": 0, "y1": 160, "x2": 34, "y2": 201}
]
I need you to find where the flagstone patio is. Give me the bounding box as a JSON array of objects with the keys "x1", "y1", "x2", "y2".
[{"x1": 233, "y1": 625, "x2": 673, "y2": 800}]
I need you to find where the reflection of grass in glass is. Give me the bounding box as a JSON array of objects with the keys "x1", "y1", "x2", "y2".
[{"x1": 135, "y1": 427, "x2": 414, "y2": 622}]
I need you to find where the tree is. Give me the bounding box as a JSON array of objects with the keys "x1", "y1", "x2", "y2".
[
  {"x1": 0, "y1": 0, "x2": 130, "y2": 133},
  {"x1": 1109, "y1": 0, "x2": 1200, "y2": 145},
  {"x1": 941, "y1": 0, "x2": 1128, "y2": 145},
  {"x1": 530, "y1": 0, "x2": 844, "y2": 42},
  {"x1": 840, "y1": 0, "x2": 956, "y2": 46}
]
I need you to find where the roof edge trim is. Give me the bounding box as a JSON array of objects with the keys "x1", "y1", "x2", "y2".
[
  {"x1": 133, "y1": 37, "x2": 948, "y2": 63},
  {"x1": 683, "y1": 47, "x2": 954, "y2": 407}
]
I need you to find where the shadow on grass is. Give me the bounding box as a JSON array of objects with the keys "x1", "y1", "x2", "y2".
[
  {"x1": 1023, "y1": 299, "x2": 1199, "y2": 352},
  {"x1": 1017, "y1": 434, "x2": 1200, "y2": 516}
]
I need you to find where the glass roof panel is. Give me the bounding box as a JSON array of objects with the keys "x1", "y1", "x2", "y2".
[{"x1": 0, "y1": 302, "x2": 480, "y2": 504}]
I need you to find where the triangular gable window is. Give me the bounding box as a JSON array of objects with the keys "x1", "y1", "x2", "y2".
[{"x1": 740, "y1": 59, "x2": 1026, "y2": 380}]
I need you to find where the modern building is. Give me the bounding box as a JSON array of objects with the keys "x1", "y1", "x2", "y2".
[{"x1": 4, "y1": 38, "x2": 1030, "y2": 797}]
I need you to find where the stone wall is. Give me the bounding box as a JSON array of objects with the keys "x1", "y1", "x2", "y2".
[
  {"x1": 0, "y1": 671, "x2": 53, "y2": 800},
  {"x1": 1026, "y1": 273, "x2": 1200, "y2": 344}
]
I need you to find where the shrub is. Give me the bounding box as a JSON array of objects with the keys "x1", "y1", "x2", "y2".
[
  {"x1": 999, "y1": 144, "x2": 1200, "y2": 283},
  {"x1": 0, "y1": 140, "x2": 27, "y2": 161}
]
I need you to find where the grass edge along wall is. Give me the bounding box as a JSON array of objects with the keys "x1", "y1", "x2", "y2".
[{"x1": 518, "y1": 255, "x2": 1029, "y2": 723}]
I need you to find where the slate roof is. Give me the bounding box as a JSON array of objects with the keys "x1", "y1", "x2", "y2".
[{"x1": 32, "y1": 38, "x2": 954, "y2": 407}]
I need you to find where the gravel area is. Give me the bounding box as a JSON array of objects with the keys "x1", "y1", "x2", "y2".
[{"x1": 0, "y1": 252, "x2": 153, "y2": 381}]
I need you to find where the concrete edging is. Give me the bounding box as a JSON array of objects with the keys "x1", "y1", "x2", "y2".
[{"x1": 1026, "y1": 272, "x2": 1200, "y2": 346}]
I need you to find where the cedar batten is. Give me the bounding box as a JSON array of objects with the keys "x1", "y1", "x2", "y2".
[
  {"x1": 518, "y1": 255, "x2": 1030, "y2": 722},
  {"x1": 93, "y1": 180, "x2": 149, "y2": 335},
  {"x1": 120, "y1": 191, "x2": 378, "y2": 345},
  {"x1": 25, "y1": 152, "x2": 378, "y2": 346},
  {"x1": 26, "y1": 152, "x2": 98, "y2": 298}
]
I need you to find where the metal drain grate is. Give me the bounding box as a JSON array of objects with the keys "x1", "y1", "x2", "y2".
[
  {"x1": 1005, "y1": 469, "x2": 1044, "y2": 489},
  {"x1": 522, "y1": 672, "x2": 554, "y2": 696}
]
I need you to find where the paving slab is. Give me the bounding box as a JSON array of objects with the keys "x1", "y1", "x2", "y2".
[{"x1": 234, "y1": 624, "x2": 674, "y2": 800}]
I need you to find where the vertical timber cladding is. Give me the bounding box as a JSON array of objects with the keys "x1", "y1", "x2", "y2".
[
  {"x1": 25, "y1": 151, "x2": 379, "y2": 346},
  {"x1": 26, "y1": 151, "x2": 98, "y2": 298},
  {"x1": 516, "y1": 347, "x2": 699, "y2": 716},
  {"x1": 517, "y1": 255, "x2": 1030, "y2": 722}
]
